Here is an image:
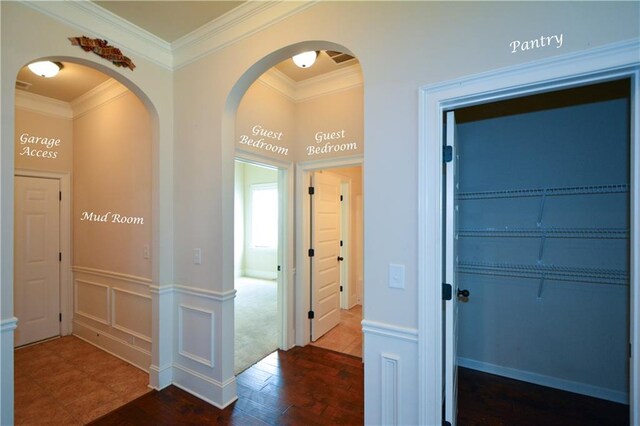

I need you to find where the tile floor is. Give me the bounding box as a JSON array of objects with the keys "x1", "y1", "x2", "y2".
[
  {"x1": 310, "y1": 304, "x2": 362, "y2": 357},
  {"x1": 14, "y1": 335, "x2": 150, "y2": 425}
]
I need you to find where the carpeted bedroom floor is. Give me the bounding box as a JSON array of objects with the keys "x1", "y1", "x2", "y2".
[{"x1": 234, "y1": 276, "x2": 278, "y2": 374}]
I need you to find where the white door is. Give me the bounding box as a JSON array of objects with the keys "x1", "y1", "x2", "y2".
[
  {"x1": 311, "y1": 171, "x2": 342, "y2": 341},
  {"x1": 444, "y1": 111, "x2": 460, "y2": 425},
  {"x1": 14, "y1": 176, "x2": 61, "y2": 347}
]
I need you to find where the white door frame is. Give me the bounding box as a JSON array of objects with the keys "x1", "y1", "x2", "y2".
[
  {"x1": 295, "y1": 155, "x2": 363, "y2": 346},
  {"x1": 340, "y1": 179, "x2": 351, "y2": 310},
  {"x1": 418, "y1": 40, "x2": 640, "y2": 426},
  {"x1": 14, "y1": 169, "x2": 72, "y2": 337},
  {"x1": 234, "y1": 151, "x2": 294, "y2": 350}
]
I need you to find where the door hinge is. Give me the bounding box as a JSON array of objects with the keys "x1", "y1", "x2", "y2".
[
  {"x1": 59, "y1": 191, "x2": 62, "y2": 201},
  {"x1": 340, "y1": 285, "x2": 343, "y2": 292},
  {"x1": 631, "y1": 343, "x2": 633, "y2": 358},
  {"x1": 277, "y1": 265, "x2": 281, "y2": 272},
  {"x1": 340, "y1": 195, "x2": 343, "y2": 201},
  {"x1": 59, "y1": 252, "x2": 62, "y2": 262},
  {"x1": 59, "y1": 313, "x2": 62, "y2": 322},
  {"x1": 443, "y1": 283, "x2": 452, "y2": 301},
  {"x1": 443, "y1": 145, "x2": 453, "y2": 163},
  {"x1": 308, "y1": 310, "x2": 315, "y2": 319},
  {"x1": 308, "y1": 186, "x2": 315, "y2": 195},
  {"x1": 308, "y1": 248, "x2": 315, "y2": 257},
  {"x1": 340, "y1": 240, "x2": 343, "y2": 247}
]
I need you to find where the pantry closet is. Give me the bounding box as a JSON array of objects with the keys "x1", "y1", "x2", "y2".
[{"x1": 454, "y1": 79, "x2": 631, "y2": 403}]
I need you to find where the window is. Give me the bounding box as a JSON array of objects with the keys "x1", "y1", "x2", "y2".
[{"x1": 250, "y1": 183, "x2": 278, "y2": 248}]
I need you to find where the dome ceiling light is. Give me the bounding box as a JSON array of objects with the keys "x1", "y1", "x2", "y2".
[
  {"x1": 292, "y1": 51, "x2": 319, "y2": 68},
  {"x1": 27, "y1": 61, "x2": 63, "y2": 78}
]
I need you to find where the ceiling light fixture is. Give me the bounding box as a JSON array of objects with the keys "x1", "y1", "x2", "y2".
[
  {"x1": 292, "y1": 51, "x2": 318, "y2": 68},
  {"x1": 27, "y1": 61, "x2": 63, "y2": 78}
]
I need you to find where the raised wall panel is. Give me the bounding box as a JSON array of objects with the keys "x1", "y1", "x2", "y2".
[
  {"x1": 74, "y1": 279, "x2": 110, "y2": 325},
  {"x1": 72, "y1": 268, "x2": 152, "y2": 372},
  {"x1": 112, "y1": 288, "x2": 152, "y2": 342},
  {"x1": 381, "y1": 353, "x2": 400, "y2": 426},
  {"x1": 178, "y1": 304, "x2": 215, "y2": 368}
]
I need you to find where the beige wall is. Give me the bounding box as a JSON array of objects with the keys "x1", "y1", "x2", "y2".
[
  {"x1": 295, "y1": 87, "x2": 363, "y2": 161},
  {"x1": 14, "y1": 108, "x2": 72, "y2": 173},
  {"x1": 73, "y1": 89, "x2": 152, "y2": 279},
  {"x1": 236, "y1": 75, "x2": 364, "y2": 163},
  {"x1": 236, "y1": 80, "x2": 296, "y2": 161}
]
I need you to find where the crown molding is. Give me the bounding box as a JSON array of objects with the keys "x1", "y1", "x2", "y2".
[
  {"x1": 70, "y1": 78, "x2": 129, "y2": 118},
  {"x1": 172, "y1": 0, "x2": 319, "y2": 69},
  {"x1": 15, "y1": 78, "x2": 130, "y2": 119},
  {"x1": 258, "y1": 68, "x2": 297, "y2": 102},
  {"x1": 22, "y1": 0, "x2": 173, "y2": 70},
  {"x1": 258, "y1": 63, "x2": 363, "y2": 103},
  {"x1": 22, "y1": 1, "x2": 318, "y2": 71},
  {"x1": 295, "y1": 64, "x2": 363, "y2": 102},
  {"x1": 15, "y1": 91, "x2": 74, "y2": 120}
]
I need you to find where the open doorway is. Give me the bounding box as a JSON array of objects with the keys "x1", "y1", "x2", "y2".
[
  {"x1": 13, "y1": 60, "x2": 152, "y2": 424},
  {"x1": 307, "y1": 166, "x2": 363, "y2": 357},
  {"x1": 229, "y1": 45, "x2": 364, "y2": 371},
  {"x1": 443, "y1": 79, "x2": 632, "y2": 424},
  {"x1": 234, "y1": 159, "x2": 282, "y2": 373}
]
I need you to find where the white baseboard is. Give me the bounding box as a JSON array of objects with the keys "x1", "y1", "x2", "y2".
[
  {"x1": 172, "y1": 363, "x2": 238, "y2": 409},
  {"x1": 73, "y1": 320, "x2": 151, "y2": 373},
  {"x1": 149, "y1": 363, "x2": 173, "y2": 390},
  {"x1": 458, "y1": 357, "x2": 629, "y2": 404}
]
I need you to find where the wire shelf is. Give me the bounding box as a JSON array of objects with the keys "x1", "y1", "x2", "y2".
[
  {"x1": 458, "y1": 261, "x2": 628, "y2": 286},
  {"x1": 457, "y1": 184, "x2": 629, "y2": 200},
  {"x1": 458, "y1": 227, "x2": 629, "y2": 239}
]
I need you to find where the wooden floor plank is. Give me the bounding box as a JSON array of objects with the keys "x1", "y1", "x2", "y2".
[
  {"x1": 90, "y1": 346, "x2": 628, "y2": 426},
  {"x1": 90, "y1": 346, "x2": 364, "y2": 426}
]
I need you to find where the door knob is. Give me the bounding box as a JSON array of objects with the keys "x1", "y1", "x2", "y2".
[
  {"x1": 457, "y1": 289, "x2": 470, "y2": 298},
  {"x1": 337, "y1": 256, "x2": 344, "y2": 261}
]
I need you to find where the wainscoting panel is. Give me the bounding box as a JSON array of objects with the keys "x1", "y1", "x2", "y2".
[
  {"x1": 178, "y1": 304, "x2": 214, "y2": 367},
  {"x1": 72, "y1": 267, "x2": 152, "y2": 372},
  {"x1": 112, "y1": 287, "x2": 152, "y2": 342},
  {"x1": 74, "y1": 279, "x2": 110, "y2": 325},
  {"x1": 172, "y1": 285, "x2": 237, "y2": 409},
  {"x1": 363, "y1": 320, "x2": 418, "y2": 426}
]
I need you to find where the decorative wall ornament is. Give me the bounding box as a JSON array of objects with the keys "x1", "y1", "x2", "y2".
[{"x1": 68, "y1": 36, "x2": 136, "y2": 70}]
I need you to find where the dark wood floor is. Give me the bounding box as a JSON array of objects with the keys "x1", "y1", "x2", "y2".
[
  {"x1": 458, "y1": 367, "x2": 629, "y2": 426},
  {"x1": 91, "y1": 346, "x2": 629, "y2": 426},
  {"x1": 89, "y1": 345, "x2": 364, "y2": 426}
]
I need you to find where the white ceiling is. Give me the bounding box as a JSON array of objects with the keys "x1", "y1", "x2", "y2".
[{"x1": 15, "y1": 1, "x2": 360, "y2": 102}]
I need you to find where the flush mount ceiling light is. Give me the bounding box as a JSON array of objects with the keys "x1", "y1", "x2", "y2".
[
  {"x1": 27, "y1": 61, "x2": 63, "y2": 78},
  {"x1": 292, "y1": 51, "x2": 318, "y2": 68}
]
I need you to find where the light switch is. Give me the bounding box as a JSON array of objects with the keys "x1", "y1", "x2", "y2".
[
  {"x1": 143, "y1": 244, "x2": 150, "y2": 259},
  {"x1": 389, "y1": 264, "x2": 405, "y2": 289},
  {"x1": 193, "y1": 248, "x2": 202, "y2": 265}
]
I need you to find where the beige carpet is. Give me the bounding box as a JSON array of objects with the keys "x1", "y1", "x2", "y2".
[{"x1": 234, "y1": 277, "x2": 278, "y2": 373}]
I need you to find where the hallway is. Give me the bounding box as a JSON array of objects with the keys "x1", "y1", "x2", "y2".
[{"x1": 90, "y1": 345, "x2": 364, "y2": 425}]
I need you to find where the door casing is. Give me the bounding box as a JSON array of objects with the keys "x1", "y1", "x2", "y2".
[
  {"x1": 418, "y1": 40, "x2": 640, "y2": 426},
  {"x1": 234, "y1": 153, "x2": 294, "y2": 351},
  {"x1": 295, "y1": 156, "x2": 363, "y2": 347}
]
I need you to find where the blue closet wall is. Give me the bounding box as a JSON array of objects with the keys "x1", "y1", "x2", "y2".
[{"x1": 456, "y1": 80, "x2": 630, "y2": 403}]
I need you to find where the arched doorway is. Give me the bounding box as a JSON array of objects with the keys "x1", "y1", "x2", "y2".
[
  {"x1": 225, "y1": 42, "x2": 365, "y2": 376},
  {"x1": 11, "y1": 58, "x2": 159, "y2": 424}
]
